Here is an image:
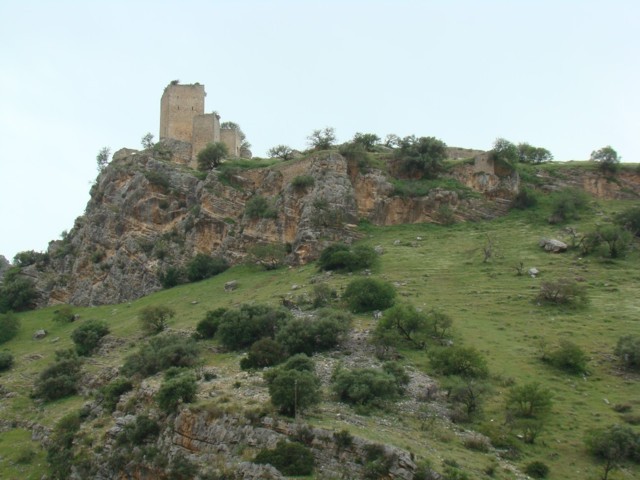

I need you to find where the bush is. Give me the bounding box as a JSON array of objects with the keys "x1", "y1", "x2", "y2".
[
  {"x1": 311, "y1": 283, "x2": 335, "y2": 308},
  {"x1": 506, "y1": 382, "x2": 552, "y2": 418},
  {"x1": 276, "y1": 311, "x2": 350, "y2": 356},
  {"x1": 428, "y1": 346, "x2": 489, "y2": 378},
  {"x1": 0, "y1": 351, "x2": 14, "y2": 371},
  {"x1": 396, "y1": 135, "x2": 447, "y2": 179},
  {"x1": 116, "y1": 415, "x2": 160, "y2": 445},
  {"x1": 240, "y1": 338, "x2": 285, "y2": 370},
  {"x1": 267, "y1": 368, "x2": 320, "y2": 416},
  {"x1": 138, "y1": 305, "x2": 175, "y2": 335},
  {"x1": 217, "y1": 304, "x2": 291, "y2": 351},
  {"x1": 33, "y1": 350, "x2": 82, "y2": 401},
  {"x1": 615, "y1": 206, "x2": 640, "y2": 237},
  {"x1": 548, "y1": 188, "x2": 590, "y2": 224},
  {"x1": 253, "y1": 440, "x2": 314, "y2": 476},
  {"x1": 585, "y1": 424, "x2": 639, "y2": 480},
  {"x1": 156, "y1": 371, "x2": 198, "y2": 413},
  {"x1": 291, "y1": 175, "x2": 315, "y2": 190},
  {"x1": 362, "y1": 444, "x2": 396, "y2": 480},
  {"x1": 186, "y1": 254, "x2": 229, "y2": 282},
  {"x1": 307, "y1": 127, "x2": 336, "y2": 150},
  {"x1": 52, "y1": 305, "x2": 75, "y2": 323},
  {"x1": 524, "y1": 461, "x2": 549, "y2": 478},
  {"x1": 544, "y1": 339, "x2": 588, "y2": 374},
  {"x1": 98, "y1": 378, "x2": 133, "y2": 412},
  {"x1": 0, "y1": 311, "x2": 20, "y2": 344},
  {"x1": 0, "y1": 267, "x2": 37, "y2": 313},
  {"x1": 591, "y1": 145, "x2": 620, "y2": 173},
  {"x1": 46, "y1": 412, "x2": 82, "y2": 479},
  {"x1": 512, "y1": 188, "x2": 538, "y2": 210},
  {"x1": 159, "y1": 266, "x2": 184, "y2": 289},
  {"x1": 249, "y1": 243, "x2": 286, "y2": 270},
  {"x1": 264, "y1": 354, "x2": 315, "y2": 383},
  {"x1": 197, "y1": 141, "x2": 228, "y2": 171},
  {"x1": 71, "y1": 319, "x2": 109, "y2": 356},
  {"x1": 343, "y1": 278, "x2": 396, "y2": 313},
  {"x1": 267, "y1": 144, "x2": 295, "y2": 161},
  {"x1": 614, "y1": 335, "x2": 640, "y2": 371},
  {"x1": 595, "y1": 225, "x2": 632, "y2": 258},
  {"x1": 537, "y1": 278, "x2": 588, "y2": 307},
  {"x1": 332, "y1": 367, "x2": 402, "y2": 406},
  {"x1": 245, "y1": 195, "x2": 277, "y2": 219},
  {"x1": 317, "y1": 243, "x2": 378, "y2": 272},
  {"x1": 374, "y1": 303, "x2": 429, "y2": 349},
  {"x1": 195, "y1": 308, "x2": 227, "y2": 339},
  {"x1": 121, "y1": 334, "x2": 200, "y2": 378}
]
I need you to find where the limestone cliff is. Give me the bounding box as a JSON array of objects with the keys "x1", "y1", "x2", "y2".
[{"x1": 31, "y1": 147, "x2": 522, "y2": 306}]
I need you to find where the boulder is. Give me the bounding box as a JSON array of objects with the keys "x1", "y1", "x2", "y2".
[
  {"x1": 33, "y1": 329, "x2": 47, "y2": 340},
  {"x1": 224, "y1": 280, "x2": 238, "y2": 292},
  {"x1": 528, "y1": 267, "x2": 540, "y2": 277},
  {"x1": 539, "y1": 238, "x2": 568, "y2": 253}
]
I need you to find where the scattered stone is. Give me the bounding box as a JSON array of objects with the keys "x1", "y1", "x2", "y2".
[
  {"x1": 528, "y1": 267, "x2": 540, "y2": 277},
  {"x1": 393, "y1": 239, "x2": 401, "y2": 246},
  {"x1": 291, "y1": 284, "x2": 300, "y2": 290},
  {"x1": 32, "y1": 330, "x2": 47, "y2": 340},
  {"x1": 374, "y1": 245, "x2": 384, "y2": 255},
  {"x1": 50, "y1": 337, "x2": 60, "y2": 343},
  {"x1": 224, "y1": 280, "x2": 238, "y2": 292},
  {"x1": 416, "y1": 236, "x2": 422, "y2": 241},
  {"x1": 539, "y1": 238, "x2": 568, "y2": 253},
  {"x1": 373, "y1": 310, "x2": 383, "y2": 320},
  {"x1": 191, "y1": 300, "x2": 198, "y2": 305}
]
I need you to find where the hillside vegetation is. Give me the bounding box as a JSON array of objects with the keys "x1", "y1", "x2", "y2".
[{"x1": 1, "y1": 174, "x2": 639, "y2": 478}]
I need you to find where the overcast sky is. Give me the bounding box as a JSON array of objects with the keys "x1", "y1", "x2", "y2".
[{"x1": 1, "y1": 0, "x2": 638, "y2": 261}]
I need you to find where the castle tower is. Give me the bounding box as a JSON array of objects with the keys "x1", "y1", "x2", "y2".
[{"x1": 160, "y1": 83, "x2": 206, "y2": 143}]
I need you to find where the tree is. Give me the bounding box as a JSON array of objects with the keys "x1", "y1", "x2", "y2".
[
  {"x1": 268, "y1": 368, "x2": 320, "y2": 416},
  {"x1": 615, "y1": 206, "x2": 640, "y2": 237},
  {"x1": 186, "y1": 254, "x2": 229, "y2": 282},
  {"x1": 141, "y1": 132, "x2": 155, "y2": 149},
  {"x1": 240, "y1": 338, "x2": 286, "y2": 370},
  {"x1": 352, "y1": 132, "x2": 381, "y2": 152},
  {"x1": 374, "y1": 303, "x2": 429, "y2": 349},
  {"x1": 396, "y1": 135, "x2": 447, "y2": 179},
  {"x1": 585, "y1": 424, "x2": 639, "y2": 480},
  {"x1": 96, "y1": 147, "x2": 111, "y2": 172},
  {"x1": 33, "y1": 350, "x2": 82, "y2": 401},
  {"x1": 217, "y1": 304, "x2": 291, "y2": 350},
  {"x1": 517, "y1": 143, "x2": 553, "y2": 164},
  {"x1": 195, "y1": 308, "x2": 227, "y2": 340},
  {"x1": 156, "y1": 371, "x2": 198, "y2": 413},
  {"x1": 220, "y1": 121, "x2": 248, "y2": 145},
  {"x1": 254, "y1": 440, "x2": 315, "y2": 475},
  {"x1": 490, "y1": 138, "x2": 518, "y2": 165},
  {"x1": 428, "y1": 346, "x2": 489, "y2": 378},
  {"x1": 0, "y1": 311, "x2": 20, "y2": 344},
  {"x1": 249, "y1": 243, "x2": 287, "y2": 270},
  {"x1": 591, "y1": 145, "x2": 620, "y2": 173},
  {"x1": 614, "y1": 335, "x2": 640, "y2": 371},
  {"x1": 197, "y1": 142, "x2": 228, "y2": 170},
  {"x1": 342, "y1": 278, "x2": 396, "y2": 313},
  {"x1": 537, "y1": 278, "x2": 588, "y2": 307},
  {"x1": 267, "y1": 144, "x2": 295, "y2": 161},
  {"x1": 443, "y1": 376, "x2": 491, "y2": 421},
  {"x1": 138, "y1": 305, "x2": 175, "y2": 335},
  {"x1": 0, "y1": 267, "x2": 38, "y2": 313},
  {"x1": 317, "y1": 243, "x2": 378, "y2": 272},
  {"x1": 544, "y1": 339, "x2": 588, "y2": 374},
  {"x1": 307, "y1": 127, "x2": 336, "y2": 150},
  {"x1": 596, "y1": 225, "x2": 632, "y2": 258},
  {"x1": 71, "y1": 319, "x2": 110, "y2": 356},
  {"x1": 505, "y1": 382, "x2": 552, "y2": 418},
  {"x1": 332, "y1": 367, "x2": 401, "y2": 406}
]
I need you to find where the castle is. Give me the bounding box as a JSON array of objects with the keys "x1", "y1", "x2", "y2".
[{"x1": 159, "y1": 82, "x2": 245, "y2": 167}]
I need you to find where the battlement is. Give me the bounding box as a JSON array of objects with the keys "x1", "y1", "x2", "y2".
[{"x1": 159, "y1": 82, "x2": 243, "y2": 167}]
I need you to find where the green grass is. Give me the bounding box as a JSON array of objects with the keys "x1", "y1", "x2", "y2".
[{"x1": 1, "y1": 197, "x2": 639, "y2": 479}]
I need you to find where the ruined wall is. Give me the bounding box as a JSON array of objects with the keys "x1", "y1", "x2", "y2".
[
  {"x1": 191, "y1": 113, "x2": 221, "y2": 167},
  {"x1": 220, "y1": 128, "x2": 241, "y2": 157},
  {"x1": 160, "y1": 84, "x2": 206, "y2": 143}
]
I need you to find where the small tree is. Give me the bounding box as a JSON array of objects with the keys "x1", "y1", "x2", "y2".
[
  {"x1": 267, "y1": 144, "x2": 295, "y2": 161},
  {"x1": 156, "y1": 371, "x2": 198, "y2": 413},
  {"x1": 307, "y1": 127, "x2": 336, "y2": 150},
  {"x1": 217, "y1": 304, "x2": 291, "y2": 351},
  {"x1": 591, "y1": 145, "x2": 620, "y2": 173},
  {"x1": 268, "y1": 368, "x2": 320, "y2": 416},
  {"x1": 517, "y1": 143, "x2": 553, "y2": 164},
  {"x1": 343, "y1": 278, "x2": 396, "y2": 313},
  {"x1": 374, "y1": 303, "x2": 429, "y2": 349},
  {"x1": 96, "y1": 147, "x2": 111, "y2": 172},
  {"x1": 614, "y1": 335, "x2": 640, "y2": 371},
  {"x1": 0, "y1": 311, "x2": 20, "y2": 344},
  {"x1": 396, "y1": 135, "x2": 447, "y2": 179},
  {"x1": 254, "y1": 440, "x2": 315, "y2": 476},
  {"x1": 596, "y1": 225, "x2": 632, "y2": 258},
  {"x1": 197, "y1": 142, "x2": 228, "y2": 170},
  {"x1": 0, "y1": 268, "x2": 38, "y2": 313},
  {"x1": 186, "y1": 254, "x2": 229, "y2": 282},
  {"x1": 585, "y1": 424, "x2": 639, "y2": 480},
  {"x1": 138, "y1": 305, "x2": 175, "y2": 335},
  {"x1": 615, "y1": 206, "x2": 640, "y2": 237},
  {"x1": 352, "y1": 132, "x2": 381, "y2": 152},
  {"x1": 428, "y1": 346, "x2": 489, "y2": 378},
  {"x1": 195, "y1": 307, "x2": 227, "y2": 340},
  {"x1": 71, "y1": 319, "x2": 110, "y2": 356},
  {"x1": 505, "y1": 382, "x2": 552, "y2": 418},
  {"x1": 33, "y1": 350, "x2": 82, "y2": 401},
  {"x1": 537, "y1": 278, "x2": 588, "y2": 307},
  {"x1": 490, "y1": 138, "x2": 518, "y2": 165},
  {"x1": 141, "y1": 132, "x2": 155, "y2": 149},
  {"x1": 240, "y1": 338, "x2": 285, "y2": 370},
  {"x1": 544, "y1": 339, "x2": 588, "y2": 374},
  {"x1": 249, "y1": 243, "x2": 286, "y2": 270}
]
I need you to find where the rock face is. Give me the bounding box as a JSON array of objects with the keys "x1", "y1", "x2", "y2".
[{"x1": 33, "y1": 148, "x2": 520, "y2": 306}]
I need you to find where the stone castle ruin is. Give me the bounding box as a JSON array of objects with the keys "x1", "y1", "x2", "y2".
[{"x1": 159, "y1": 82, "x2": 246, "y2": 167}]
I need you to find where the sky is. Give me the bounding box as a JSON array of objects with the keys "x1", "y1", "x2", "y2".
[{"x1": 1, "y1": 0, "x2": 638, "y2": 262}]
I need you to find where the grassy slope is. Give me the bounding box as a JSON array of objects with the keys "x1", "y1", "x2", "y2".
[{"x1": 1, "y1": 192, "x2": 639, "y2": 479}]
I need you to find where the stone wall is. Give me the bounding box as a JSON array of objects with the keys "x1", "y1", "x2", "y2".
[
  {"x1": 221, "y1": 128, "x2": 241, "y2": 157},
  {"x1": 191, "y1": 113, "x2": 221, "y2": 167},
  {"x1": 160, "y1": 83, "x2": 206, "y2": 143}
]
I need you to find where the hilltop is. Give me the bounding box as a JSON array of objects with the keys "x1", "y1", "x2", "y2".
[{"x1": 0, "y1": 139, "x2": 639, "y2": 479}]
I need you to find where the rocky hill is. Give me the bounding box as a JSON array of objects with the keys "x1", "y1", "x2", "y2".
[{"x1": 26, "y1": 143, "x2": 523, "y2": 307}]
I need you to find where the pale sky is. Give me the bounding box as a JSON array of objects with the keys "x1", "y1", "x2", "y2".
[{"x1": 1, "y1": 0, "x2": 638, "y2": 261}]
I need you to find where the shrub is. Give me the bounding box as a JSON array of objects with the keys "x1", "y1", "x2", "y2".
[
  {"x1": 396, "y1": 135, "x2": 447, "y2": 179},
  {"x1": 245, "y1": 195, "x2": 277, "y2": 219},
  {"x1": 186, "y1": 254, "x2": 229, "y2": 282},
  {"x1": 267, "y1": 144, "x2": 295, "y2": 161},
  {"x1": 121, "y1": 334, "x2": 200, "y2": 378},
  {"x1": 307, "y1": 127, "x2": 336, "y2": 150},
  {"x1": 591, "y1": 145, "x2": 620, "y2": 173},
  {"x1": 291, "y1": 175, "x2": 315, "y2": 190},
  {"x1": 595, "y1": 225, "x2": 632, "y2": 258},
  {"x1": 615, "y1": 206, "x2": 640, "y2": 236},
  {"x1": 46, "y1": 412, "x2": 82, "y2": 479},
  {"x1": 614, "y1": 335, "x2": 640, "y2": 371},
  {"x1": 443, "y1": 376, "x2": 491, "y2": 419},
  {"x1": 505, "y1": 382, "x2": 552, "y2": 418},
  {"x1": 544, "y1": 339, "x2": 588, "y2": 374},
  {"x1": 217, "y1": 304, "x2": 291, "y2": 351},
  {"x1": 276, "y1": 311, "x2": 350, "y2": 356},
  {"x1": 524, "y1": 460, "x2": 549, "y2": 478},
  {"x1": 267, "y1": 368, "x2": 320, "y2": 416},
  {"x1": 342, "y1": 278, "x2": 396, "y2": 313},
  {"x1": 249, "y1": 243, "x2": 286, "y2": 270},
  {"x1": 0, "y1": 267, "x2": 37, "y2": 313},
  {"x1": 585, "y1": 424, "x2": 639, "y2": 480},
  {"x1": 71, "y1": 319, "x2": 109, "y2": 356},
  {"x1": 517, "y1": 143, "x2": 553, "y2": 164},
  {"x1": 240, "y1": 338, "x2": 285, "y2": 370},
  {"x1": 362, "y1": 444, "x2": 396, "y2": 479},
  {"x1": 311, "y1": 283, "x2": 335, "y2": 308},
  {"x1": 52, "y1": 305, "x2": 75, "y2": 323},
  {"x1": 264, "y1": 354, "x2": 315, "y2": 383},
  {"x1": 197, "y1": 141, "x2": 228, "y2": 171},
  {"x1": 512, "y1": 188, "x2": 538, "y2": 210},
  {"x1": 537, "y1": 278, "x2": 588, "y2": 307},
  {"x1": 195, "y1": 307, "x2": 227, "y2": 339},
  {"x1": 0, "y1": 351, "x2": 14, "y2": 371},
  {"x1": 318, "y1": 243, "x2": 378, "y2": 272},
  {"x1": 548, "y1": 188, "x2": 590, "y2": 224},
  {"x1": 98, "y1": 378, "x2": 133, "y2": 412},
  {"x1": 138, "y1": 305, "x2": 175, "y2": 335},
  {"x1": 0, "y1": 311, "x2": 20, "y2": 344},
  {"x1": 253, "y1": 440, "x2": 314, "y2": 475},
  {"x1": 156, "y1": 371, "x2": 198, "y2": 413},
  {"x1": 428, "y1": 346, "x2": 489, "y2": 378},
  {"x1": 374, "y1": 303, "x2": 429, "y2": 349},
  {"x1": 332, "y1": 367, "x2": 401, "y2": 406},
  {"x1": 33, "y1": 350, "x2": 82, "y2": 401},
  {"x1": 159, "y1": 266, "x2": 184, "y2": 289},
  {"x1": 116, "y1": 415, "x2": 160, "y2": 445}
]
